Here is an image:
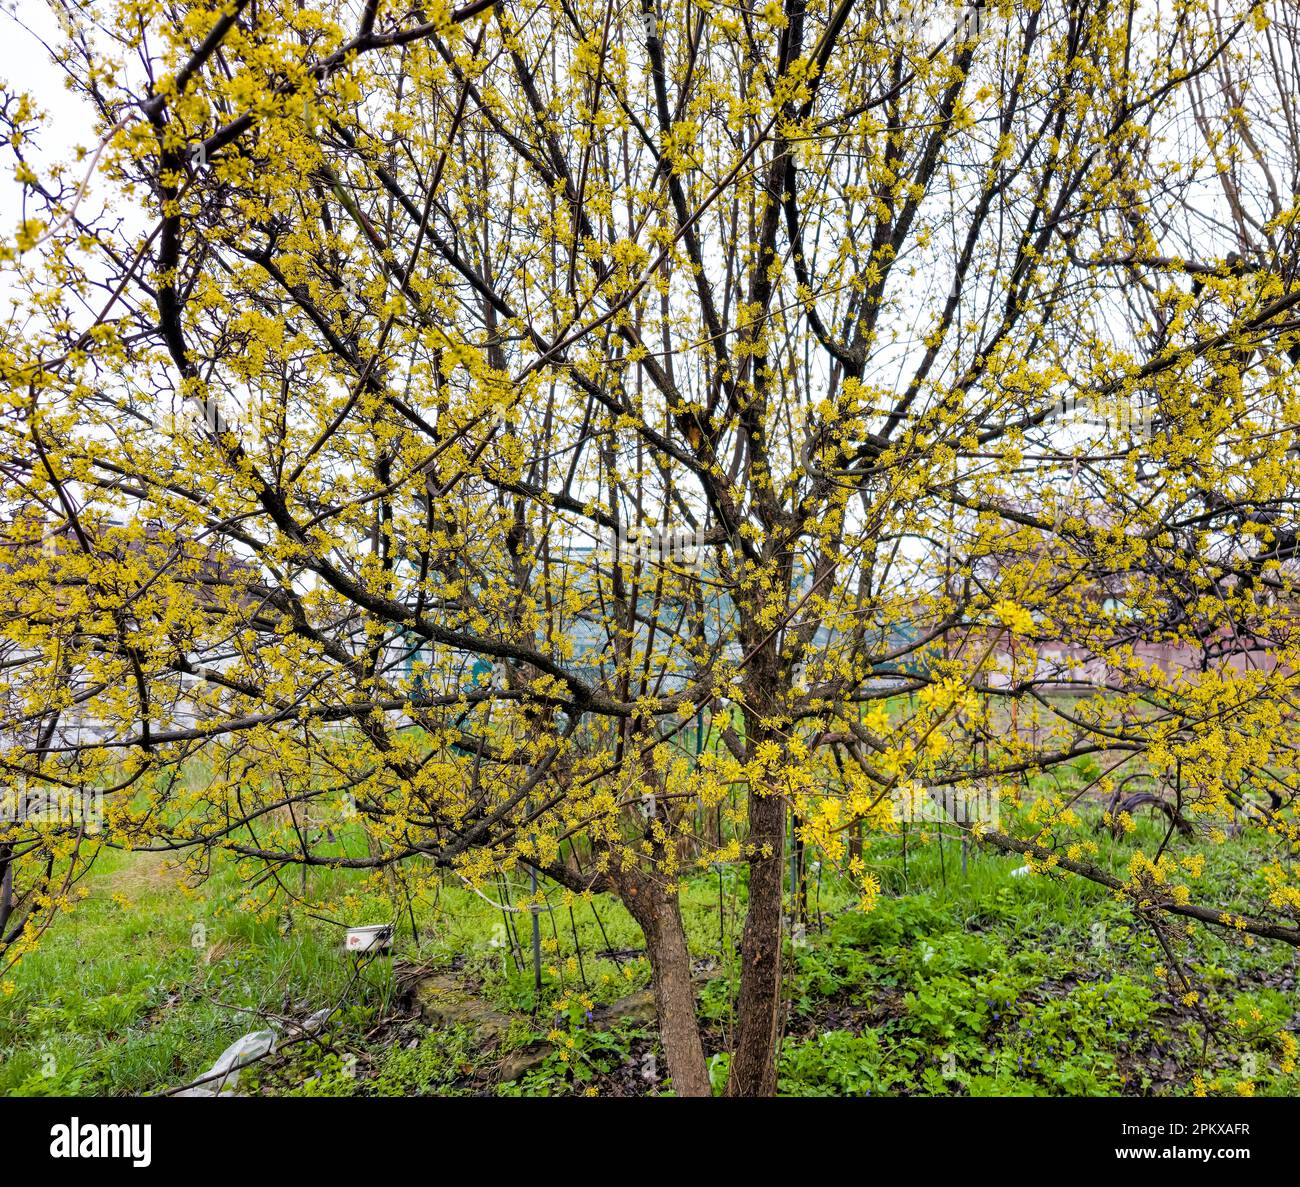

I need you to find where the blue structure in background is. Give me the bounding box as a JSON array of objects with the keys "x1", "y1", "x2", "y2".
[{"x1": 398, "y1": 551, "x2": 935, "y2": 710}]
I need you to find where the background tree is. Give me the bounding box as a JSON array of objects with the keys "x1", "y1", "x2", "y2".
[{"x1": 2, "y1": 0, "x2": 1300, "y2": 1096}]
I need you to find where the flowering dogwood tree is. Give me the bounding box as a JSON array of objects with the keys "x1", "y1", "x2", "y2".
[{"x1": 2, "y1": 0, "x2": 1300, "y2": 1095}]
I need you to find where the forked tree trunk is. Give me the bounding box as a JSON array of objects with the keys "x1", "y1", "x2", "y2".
[{"x1": 621, "y1": 876, "x2": 711, "y2": 1097}]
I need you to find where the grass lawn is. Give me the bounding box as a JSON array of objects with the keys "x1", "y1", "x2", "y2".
[{"x1": 2, "y1": 808, "x2": 1297, "y2": 1097}]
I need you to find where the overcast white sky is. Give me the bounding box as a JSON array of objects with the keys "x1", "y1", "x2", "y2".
[{"x1": 0, "y1": 2, "x2": 100, "y2": 232}]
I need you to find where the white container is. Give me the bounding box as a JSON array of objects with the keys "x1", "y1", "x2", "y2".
[{"x1": 344, "y1": 924, "x2": 393, "y2": 953}]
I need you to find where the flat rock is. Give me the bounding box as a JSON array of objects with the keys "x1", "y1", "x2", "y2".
[
  {"x1": 413, "y1": 974, "x2": 512, "y2": 1039},
  {"x1": 594, "y1": 988, "x2": 657, "y2": 1025},
  {"x1": 498, "y1": 1041, "x2": 552, "y2": 1082}
]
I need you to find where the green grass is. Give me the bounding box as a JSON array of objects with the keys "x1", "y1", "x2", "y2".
[{"x1": 2, "y1": 808, "x2": 1296, "y2": 1097}]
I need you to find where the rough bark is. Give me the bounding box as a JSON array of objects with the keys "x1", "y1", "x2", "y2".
[
  {"x1": 727, "y1": 642, "x2": 789, "y2": 1096},
  {"x1": 622, "y1": 875, "x2": 711, "y2": 1097},
  {"x1": 726, "y1": 780, "x2": 786, "y2": 1096}
]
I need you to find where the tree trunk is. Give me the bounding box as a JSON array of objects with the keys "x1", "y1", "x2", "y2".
[
  {"x1": 792, "y1": 812, "x2": 807, "y2": 927},
  {"x1": 726, "y1": 568, "x2": 794, "y2": 1094},
  {"x1": 622, "y1": 877, "x2": 711, "y2": 1097},
  {"x1": 726, "y1": 782, "x2": 785, "y2": 1095},
  {"x1": 0, "y1": 843, "x2": 13, "y2": 937}
]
